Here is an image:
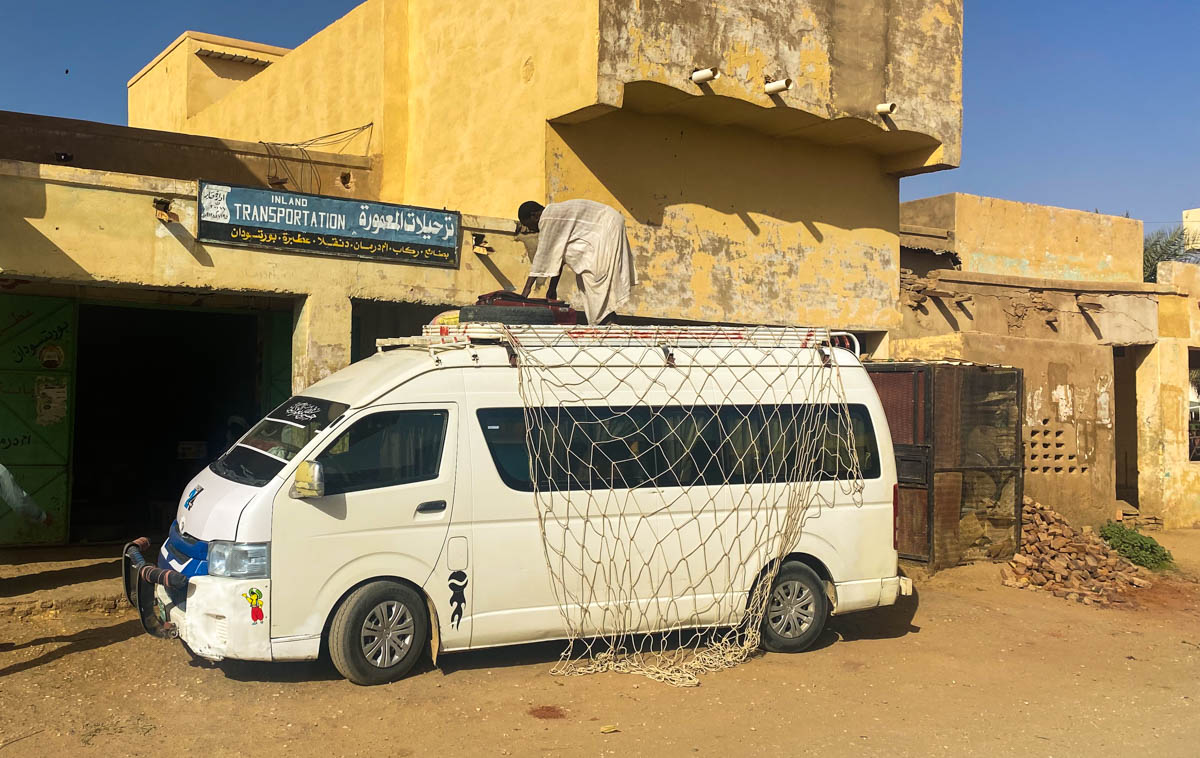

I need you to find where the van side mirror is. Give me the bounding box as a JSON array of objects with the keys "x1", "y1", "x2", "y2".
[{"x1": 290, "y1": 460, "x2": 325, "y2": 499}]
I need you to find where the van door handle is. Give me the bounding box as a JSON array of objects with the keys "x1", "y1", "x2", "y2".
[{"x1": 416, "y1": 500, "x2": 447, "y2": 514}]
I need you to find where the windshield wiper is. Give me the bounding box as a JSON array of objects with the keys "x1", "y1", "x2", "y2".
[{"x1": 210, "y1": 458, "x2": 258, "y2": 486}]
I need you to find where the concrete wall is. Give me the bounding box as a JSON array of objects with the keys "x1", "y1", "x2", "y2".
[
  {"x1": 596, "y1": 0, "x2": 962, "y2": 174},
  {"x1": 127, "y1": 0, "x2": 600, "y2": 217},
  {"x1": 128, "y1": 32, "x2": 289, "y2": 133},
  {"x1": 901, "y1": 194, "x2": 1143, "y2": 283},
  {"x1": 402, "y1": 0, "x2": 600, "y2": 216},
  {"x1": 1184, "y1": 208, "x2": 1200, "y2": 242},
  {"x1": 1140, "y1": 262, "x2": 1200, "y2": 527},
  {"x1": 125, "y1": 0, "x2": 962, "y2": 247},
  {"x1": 181, "y1": 4, "x2": 383, "y2": 157},
  {"x1": 118, "y1": 1, "x2": 969, "y2": 338},
  {"x1": 0, "y1": 160, "x2": 528, "y2": 391},
  {"x1": 0, "y1": 111, "x2": 378, "y2": 200},
  {"x1": 548, "y1": 110, "x2": 900, "y2": 329},
  {"x1": 892, "y1": 269, "x2": 1172, "y2": 527},
  {"x1": 896, "y1": 331, "x2": 1114, "y2": 529}
]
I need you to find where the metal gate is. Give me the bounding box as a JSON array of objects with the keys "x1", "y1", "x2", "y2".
[
  {"x1": 868, "y1": 366, "x2": 932, "y2": 561},
  {"x1": 869, "y1": 361, "x2": 1024, "y2": 568},
  {"x1": 0, "y1": 293, "x2": 76, "y2": 545}
]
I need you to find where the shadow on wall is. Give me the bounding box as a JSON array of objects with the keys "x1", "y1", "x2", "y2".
[
  {"x1": 0, "y1": 175, "x2": 94, "y2": 285},
  {"x1": 549, "y1": 108, "x2": 897, "y2": 237},
  {"x1": 547, "y1": 108, "x2": 900, "y2": 323}
]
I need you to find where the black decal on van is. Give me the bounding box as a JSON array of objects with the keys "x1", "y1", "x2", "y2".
[{"x1": 448, "y1": 570, "x2": 468, "y2": 629}]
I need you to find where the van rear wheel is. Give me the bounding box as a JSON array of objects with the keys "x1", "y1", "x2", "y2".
[
  {"x1": 759, "y1": 562, "x2": 828, "y2": 653},
  {"x1": 329, "y1": 581, "x2": 428, "y2": 685}
]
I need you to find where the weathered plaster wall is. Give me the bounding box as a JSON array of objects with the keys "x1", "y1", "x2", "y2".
[
  {"x1": 0, "y1": 111, "x2": 378, "y2": 201},
  {"x1": 900, "y1": 271, "x2": 1161, "y2": 347},
  {"x1": 121, "y1": 0, "x2": 966, "y2": 331},
  {"x1": 892, "y1": 270, "x2": 1175, "y2": 527},
  {"x1": 548, "y1": 110, "x2": 900, "y2": 329},
  {"x1": 0, "y1": 160, "x2": 529, "y2": 390},
  {"x1": 129, "y1": 0, "x2": 963, "y2": 210},
  {"x1": 1139, "y1": 262, "x2": 1200, "y2": 527},
  {"x1": 596, "y1": 0, "x2": 962, "y2": 173},
  {"x1": 901, "y1": 194, "x2": 1143, "y2": 282},
  {"x1": 894, "y1": 331, "x2": 1115, "y2": 528}
]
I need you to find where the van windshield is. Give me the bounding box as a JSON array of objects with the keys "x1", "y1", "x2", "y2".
[{"x1": 211, "y1": 396, "x2": 350, "y2": 487}]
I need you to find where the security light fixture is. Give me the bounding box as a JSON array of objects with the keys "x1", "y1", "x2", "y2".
[
  {"x1": 153, "y1": 197, "x2": 174, "y2": 223},
  {"x1": 876, "y1": 102, "x2": 898, "y2": 115},
  {"x1": 690, "y1": 67, "x2": 720, "y2": 85},
  {"x1": 764, "y1": 77, "x2": 792, "y2": 95}
]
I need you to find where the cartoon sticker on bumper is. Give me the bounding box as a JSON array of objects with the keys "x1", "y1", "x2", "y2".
[
  {"x1": 242, "y1": 587, "x2": 264, "y2": 625},
  {"x1": 447, "y1": 571, "x2": 468, "y2": 629}
]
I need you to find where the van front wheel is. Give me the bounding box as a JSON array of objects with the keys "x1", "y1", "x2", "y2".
[
  {"x1": 759, "y1": 562, "x2": 828, "y2": 653},
  {"x1": 329, "y1": 581, "x2": 429, "y2": 685}
]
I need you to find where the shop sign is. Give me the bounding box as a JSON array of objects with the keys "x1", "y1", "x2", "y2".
[{"x1": 197, "y1": 182, "x2": 460, "y2": 268}]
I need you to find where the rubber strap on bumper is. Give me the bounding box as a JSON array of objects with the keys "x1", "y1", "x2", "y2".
[{"x1": 122, "y1": 538, "x2": 188, "y2": 639}]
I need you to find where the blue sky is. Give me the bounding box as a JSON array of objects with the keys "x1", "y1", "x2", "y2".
[
  {"x1": 0, "y1": 1, "x2": 1195, "y2": 230},
  {"x1": 903, "y1": 2, "x2": 1199, "y2": 230}
]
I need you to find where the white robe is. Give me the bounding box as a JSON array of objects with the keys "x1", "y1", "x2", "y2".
[{"x1": 528, "y1": 199, "x2": 638, "y2": 324}]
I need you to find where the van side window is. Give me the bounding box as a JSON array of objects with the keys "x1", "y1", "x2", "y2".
[
  {"x1": 477, "y1": 404, "x2": 880, "y2": 492},
  {"x1": 316, "y1": 410, "x2": 448, "y2": 495}
]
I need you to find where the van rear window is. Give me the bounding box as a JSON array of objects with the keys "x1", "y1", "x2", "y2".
[{"x1": 477, "y1": 404, "x2": 881, "y2": 492}]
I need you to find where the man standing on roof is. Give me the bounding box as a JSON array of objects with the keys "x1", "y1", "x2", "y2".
[{"x1": 517, "y1": 199, "x2": 638, "y2": 325}]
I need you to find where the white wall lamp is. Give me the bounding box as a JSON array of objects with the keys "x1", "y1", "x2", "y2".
[
  {"x1": 764, "y1": 76, "x2": 793, "y2": 95},
  {"x1": 690, "y1": 67, "x2": 720, "y2": 85},
  {"x1": 876, "y1": 102, "x2": 898, "y2": 115}
]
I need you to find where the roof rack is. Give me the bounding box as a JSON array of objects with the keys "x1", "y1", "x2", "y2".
[{"x1": 378, "y1": 324, "x2": 860, "y2": 354}]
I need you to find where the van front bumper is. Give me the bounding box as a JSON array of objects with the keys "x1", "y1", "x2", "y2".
[
  {"x1": 154, "y1": 577, "x2": 273, "y2": 662},
  {"x1": 123, "y1": 537, "x2": 271, "y2": 662}
]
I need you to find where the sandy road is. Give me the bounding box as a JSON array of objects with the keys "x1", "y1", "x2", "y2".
[{"x1": 1, "y1": 534, "x2": 1199, "y2": 758}]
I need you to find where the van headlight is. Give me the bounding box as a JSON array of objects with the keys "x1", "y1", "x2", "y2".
[{"x1": 207, "y1": 541, "x2": 270, "y2": 579}]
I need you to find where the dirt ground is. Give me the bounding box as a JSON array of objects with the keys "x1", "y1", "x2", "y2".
[{"x1": 2, "y1": 533, "x2": 1199, "y2": 758}]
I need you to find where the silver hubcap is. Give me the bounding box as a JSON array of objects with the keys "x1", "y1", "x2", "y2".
[
  {"x1": 361, "y1": 600, "x2": 415, "y2": 668},
  {"x1": 767, "y1": 580, "x2": 815, "y2": 638}
]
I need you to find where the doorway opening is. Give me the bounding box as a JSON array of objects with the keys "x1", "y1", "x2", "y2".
[
  {"x1": 350, "y1": 300, "x2": 453, "y2": 363},
  {"x1": 1113, "y1": 346, "x2": 1148, "y2": 508},
  {"x1": 70, "y1": 303, "x2": 291, "y2": 542}
]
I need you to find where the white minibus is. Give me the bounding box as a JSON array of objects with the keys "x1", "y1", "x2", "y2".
[{"x1": 123, "y1": 325, "x2": 910, "y2": 685}]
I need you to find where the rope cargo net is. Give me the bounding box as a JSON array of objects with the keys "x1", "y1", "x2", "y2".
[{"x1": 500, "y1": 325, "x2": 866, "y2": 686}]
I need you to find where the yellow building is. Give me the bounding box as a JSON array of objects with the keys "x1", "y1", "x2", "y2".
[
  {"x1": 895, "y1": 194, "x2": 1200, "y2": 530},
  {"x1": 1, "y1": 1, "x2": 964, "y2": 545},
  {"x1": 129, "y1": 0, "x2": 964, "y2": 339}
]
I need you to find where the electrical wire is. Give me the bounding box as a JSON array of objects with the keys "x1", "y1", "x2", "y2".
[{"x1": 259, "y1": 123, "x2": 374, "y2": 194}]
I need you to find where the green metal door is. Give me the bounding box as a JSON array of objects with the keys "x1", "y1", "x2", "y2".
[{"x1": 0, "y1": 294, "x2": 75, "y2": 545}]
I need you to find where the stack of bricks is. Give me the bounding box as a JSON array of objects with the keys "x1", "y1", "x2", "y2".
[
  {"x1": 1000, "y1": 496, "x2": 1152, "y2": 606},
  {"x1": 1130, "y1": 513, "x2": 1164, "y2": 532}
]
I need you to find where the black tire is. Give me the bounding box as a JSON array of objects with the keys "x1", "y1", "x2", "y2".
[
  {"x1": 759, "y1": 562, "x2": 828, "y2": 653},
  {"x1": 328, "y1": 581, "x2": 429, "y2": 685},
  {"x1": 459, "y1": 304, "x2": 557, "y2": 325}
]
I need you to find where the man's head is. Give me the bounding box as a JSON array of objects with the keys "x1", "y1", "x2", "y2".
[{"x1": 517, "y1": 201, "x2": 545, "y2": 233}]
